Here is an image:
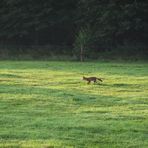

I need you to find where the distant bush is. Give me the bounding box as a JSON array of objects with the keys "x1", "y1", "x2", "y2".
[
  {"x1": 0, "y1": 43, "x2": 147, "y2": 61},
  {"x1": 0, "y1": 44, "x2": 74, "y2": 60}
]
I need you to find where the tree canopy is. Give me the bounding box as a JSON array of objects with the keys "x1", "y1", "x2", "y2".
[{"x1": 0, "y1": 0, "x2": 148, "y2": 48}]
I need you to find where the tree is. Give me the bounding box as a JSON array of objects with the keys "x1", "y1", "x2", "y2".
[
  {"x1": 74, "y1": 26, "x2": 92, "y2": 61},
  {"x1": 0, "y1": 0, "x2": 78, "y2": 45}
]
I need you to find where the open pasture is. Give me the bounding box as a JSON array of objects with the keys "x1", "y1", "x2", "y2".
[{"x1": 0, "y1": 61, "x2": 148, "y2": 148}]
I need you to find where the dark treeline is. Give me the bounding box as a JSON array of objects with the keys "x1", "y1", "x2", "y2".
[{"x1": 0, "y1": 0, "x2": 148, "y2": 60}]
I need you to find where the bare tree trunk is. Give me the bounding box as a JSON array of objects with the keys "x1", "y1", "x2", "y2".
[{"x1": 80, "y1": 45, "x2": 83, "y2": 62}]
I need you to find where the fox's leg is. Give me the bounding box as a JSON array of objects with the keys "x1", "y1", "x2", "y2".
[
  {"x1": 94, "y1": 80, "x2": 96, "y2": 83},
  {"x1": 87, "y1": 81, "x2": 90, "y2": 84}
]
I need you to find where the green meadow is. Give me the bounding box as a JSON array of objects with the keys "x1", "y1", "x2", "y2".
[{"x1": 0, "y1": 61, "x2": 148, "y2": 148}]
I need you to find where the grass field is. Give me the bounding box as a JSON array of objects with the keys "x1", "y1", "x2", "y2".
[{"x1": 0, "y1": 61, "x2": 148, "y2": 148}]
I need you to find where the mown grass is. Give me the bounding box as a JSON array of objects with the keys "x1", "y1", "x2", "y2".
[{"x1": 0, "y1": 61, "x2": 148, "y2": 148}]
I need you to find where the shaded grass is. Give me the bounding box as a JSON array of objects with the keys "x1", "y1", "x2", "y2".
[{"x1": 0, "y1": 61, "x2": 148, "y2": 148}]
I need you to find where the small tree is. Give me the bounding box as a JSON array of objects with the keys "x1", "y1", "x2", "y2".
[{"x1": 74, "y1": 26, "x2": 92, "y2": 62}]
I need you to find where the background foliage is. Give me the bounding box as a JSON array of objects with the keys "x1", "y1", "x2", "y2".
[{"x1": 0, "y1": 0, "x2": 148, "y2": 60}]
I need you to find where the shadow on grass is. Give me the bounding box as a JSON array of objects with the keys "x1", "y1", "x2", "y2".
[
  {"x1": 0, "y1": 73, "x2": 22, "y2": 78},
  {"x1": 113, "y1": 83, "x2": 135, "y2": 87},
  {"x1": 0, "y1": 83, "x2": 125, "y2": 107},
  {"x1": 98, "y1": 83, "x2": 140, "y2": 87},
  {"x1": 56, "y1": 81, "x2": 81, "y2": 85}
]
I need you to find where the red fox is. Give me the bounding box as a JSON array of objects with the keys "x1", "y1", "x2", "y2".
[{"x1": 83, "y1": 76, "x2": 103, "y2": 84}]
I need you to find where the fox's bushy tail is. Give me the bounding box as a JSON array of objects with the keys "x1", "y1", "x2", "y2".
[{"x1": 97, "y1": 78, "x2": 103, "y2": 82}]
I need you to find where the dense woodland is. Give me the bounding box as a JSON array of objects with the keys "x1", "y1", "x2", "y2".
[{"x1": 0, "y1": 0, "x2": 148, "y2": 60}]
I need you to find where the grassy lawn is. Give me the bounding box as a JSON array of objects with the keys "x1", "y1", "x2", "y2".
[{"x1": 0, "y1": 61, "x2": 148, "y2": 148}]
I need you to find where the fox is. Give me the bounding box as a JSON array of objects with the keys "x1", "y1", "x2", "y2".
[{"x1": 83, "y1": 76, "x2": 103, "y2": 84}]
